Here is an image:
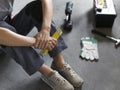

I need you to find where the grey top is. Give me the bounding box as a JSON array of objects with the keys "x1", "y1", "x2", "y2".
[{"x1": 0, "y1": 0, "x2": 14, "y2": 20}]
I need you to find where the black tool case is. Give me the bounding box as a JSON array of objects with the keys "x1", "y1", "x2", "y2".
[{"x1": 94, "y1": 0, "x2": 117, "y2": 27}]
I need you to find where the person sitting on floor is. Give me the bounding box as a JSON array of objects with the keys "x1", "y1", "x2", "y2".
[{"x1": 0, "y1": 0, "x2": 84, "y2": 90}]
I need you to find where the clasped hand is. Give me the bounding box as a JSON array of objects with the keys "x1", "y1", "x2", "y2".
[{"x1": 34, "y1": 30, "x2": 57, "y2": 51}]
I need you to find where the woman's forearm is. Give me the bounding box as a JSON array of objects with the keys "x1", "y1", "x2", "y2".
[
  {"x1": 41, "y1": 0, "x2": 53, "y2": 30},
  {"x1": 0, "y1": 27, "x2": 36, "y2": 46}
]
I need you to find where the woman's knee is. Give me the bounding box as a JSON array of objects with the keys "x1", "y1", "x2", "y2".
[{"x1": 25, "y1": 0, "x2": 43, "y2": 22}]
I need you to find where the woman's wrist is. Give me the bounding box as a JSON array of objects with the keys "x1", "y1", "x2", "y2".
[
  {"x1": 26, "y1": 37, "x2": 36, "y2": 46},
  {"x1": 41, "y1": 25, "x2": 51, "y2": 32}
]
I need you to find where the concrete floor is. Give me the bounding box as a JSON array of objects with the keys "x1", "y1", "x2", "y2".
[{"x1": 0, "y1": 0, "x2": 120, "y2": 90}]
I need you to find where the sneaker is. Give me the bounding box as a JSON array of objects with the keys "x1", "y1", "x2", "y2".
[
  {"x1": 41, "y1": 70, "x2": 74, "y2": 90},
  {"x1": 51, "y1": 63, "x2": 84, "y2": 87}
]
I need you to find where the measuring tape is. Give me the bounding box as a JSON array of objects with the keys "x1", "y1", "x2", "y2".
[
  {"x1": 95, "y1": 0, "x2": 105, "y2": 12},
  {"x1": 40, "y1": 28, "x2": 62, "y2": 56},
  {"x1": 97, "y1": 0, "x2": 104, "y2": 5}
]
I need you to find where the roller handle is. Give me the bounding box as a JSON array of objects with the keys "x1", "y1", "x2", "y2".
[{"x1": 92, "y1": 30, "x2": 107, "y2": 38}]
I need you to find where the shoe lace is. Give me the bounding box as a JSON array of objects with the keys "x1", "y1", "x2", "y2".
[
  {"x1": 52, "y1": 74, "x2": 66, "y2": 85},
  {"x1": 63, "y1": 64, "x2": 76, "y2": 77}
]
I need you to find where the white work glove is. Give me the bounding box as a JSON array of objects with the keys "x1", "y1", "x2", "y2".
[{"x1": 80, "y1": 37, "x2": 99, "y2": 61}]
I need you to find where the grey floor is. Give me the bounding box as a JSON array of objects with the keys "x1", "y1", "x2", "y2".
[{"x1": 0, "y1": 0, "x2": 120, "y2": 90}]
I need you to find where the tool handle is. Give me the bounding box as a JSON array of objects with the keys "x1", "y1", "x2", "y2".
[
  {"x1": 40, "y1": 28, "x2": 62, "y2": 56},
  {"x1": 92, "y1": 30, "x2": 107, "y2": 37}
]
